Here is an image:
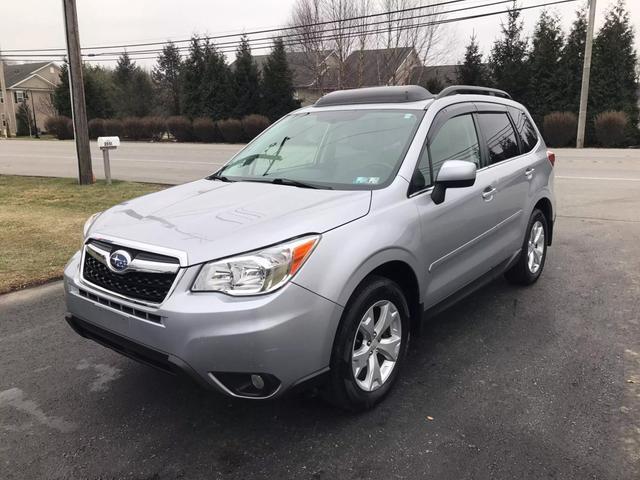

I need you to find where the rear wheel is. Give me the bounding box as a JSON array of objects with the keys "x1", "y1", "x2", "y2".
[
  {"x1": 325, "y1": 276, "x2": 410, "y2": 411},
  {"x1": 505, "y1": 209, "x2": 548, "y2": 285}
]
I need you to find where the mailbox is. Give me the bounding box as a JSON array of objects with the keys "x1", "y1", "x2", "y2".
[
  {"x1": 97, "y1": 136, "x2": 120, "y2": 149},
  {"x1": 97, "y1": 136, "x2": 120, "y2": 184}
]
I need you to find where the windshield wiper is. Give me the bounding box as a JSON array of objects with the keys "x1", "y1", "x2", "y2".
[
  {"x1": 244, "y1": 177, "x2": 332, "y2": 190},
  {"x1": 207, "y1": 172, "x2": 234, "y2": 182}
]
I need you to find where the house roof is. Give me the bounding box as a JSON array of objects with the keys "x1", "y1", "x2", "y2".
[
  {"x1": 409, "y1": 65, "x2": 459, "y2": 90},
  {"x1": 2, "y1": 61, "x2": 55, "y2": 89},
  {"x1": 342, "y1": 47, "x2": 415, "y2": 88}
]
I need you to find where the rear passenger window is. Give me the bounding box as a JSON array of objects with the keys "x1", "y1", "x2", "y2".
[
  {"x1": 416, "y1": 114, "x2": 480, "y2": 186},
  {"x1": 476, "y1": 113, "x2": 520, "y2": 164},
  {"x1": 509, "y1": 107, "x2": 538, "y2": 153}
]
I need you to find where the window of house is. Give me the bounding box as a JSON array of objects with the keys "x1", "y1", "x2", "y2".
[
  {"x1": 1, "y1": 113, "x2": 6, "y2": 127},
  {"x1": 49, "y1": 66, "x2": 55, "y2": 74},
  {"x1": 476, "y1": 113, "x2": 520, "y2": 165},
  {"x1": 0, "y1": 90, "x2": 3, "y2": 104},
  {"x1": 14, "y1": 90, "x2": 26, "y2": 103}
]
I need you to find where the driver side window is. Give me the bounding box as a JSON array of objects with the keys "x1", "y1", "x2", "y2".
[{"x1": 415, "y1": 114, "x2": 480, "y2": 188}]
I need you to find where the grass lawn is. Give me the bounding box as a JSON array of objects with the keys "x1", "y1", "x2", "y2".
[{"x1": 0, "y1": 175, "x2": 165, "y2": 294}]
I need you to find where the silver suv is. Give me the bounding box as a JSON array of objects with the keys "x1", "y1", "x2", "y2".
[{"x1": 64, "y1": 85, "x2": 555, "y2": 411}]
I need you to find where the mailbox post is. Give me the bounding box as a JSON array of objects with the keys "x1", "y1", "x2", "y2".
[{"x1": 97, "y1": 136, "x2": 120, "y2": 185}]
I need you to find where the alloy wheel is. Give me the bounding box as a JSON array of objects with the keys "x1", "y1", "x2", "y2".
[
  {"x1": 351, "y1": 300, "x2": 402, "y2": 392},
  {"x1": 527, "y1": 220, "x2": 545, "y2": 274}
]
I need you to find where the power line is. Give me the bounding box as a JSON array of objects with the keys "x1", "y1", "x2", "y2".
[{"x1": 2, "y1": 0, "x2": 579, "y2": 63}]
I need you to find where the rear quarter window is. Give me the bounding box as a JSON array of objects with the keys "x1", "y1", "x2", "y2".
[{"x1": 509, "y1": 107, "x2": 539, "y2": 153}]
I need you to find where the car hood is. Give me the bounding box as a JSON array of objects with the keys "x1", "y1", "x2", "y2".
[{"x1": 89, "y1": 179, "x2": 371, "y2": 265}]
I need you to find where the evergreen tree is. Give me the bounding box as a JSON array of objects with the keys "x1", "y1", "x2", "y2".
[
  {"x1": 233, "y1": 36, "x2": 261, "y2": 117},
  {"x1": 53, "y1": 63, "x2": 115, "y2": 119},
  {"x1": 181, "y1": 36, "x2": 206, "y2": 118},
  {"x1": 526, "y1": 11, "x2": 564, "y2": 119},
  {"x1": 558, "y1": 8, "x2": 587, "y2": 113},
  {"x1": 112, "y1": 52, "x2": 153, "y2": 117},
  {"x1": 261, "y1": 38, "x2": 300, "y2": 121},
  {"x1": 152, "y1": 41, "x2": 183, "y2": 116},
  {"x1": 201, "y1": 42, "x2": 235, "y2": 120},
  {"x1": 457, "y1": 34, "x2": 487, "y2": 86},
  {"x1": 488, "y1": 2, "x2": 529, "y2": 102},
  {"x1": 589, "y1": 0, "x2": 639, "y2": 142}
]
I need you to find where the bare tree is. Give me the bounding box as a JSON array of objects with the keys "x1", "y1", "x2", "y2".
[
  {"x1": 288, "y1": 0, "x2": 331, "y2": 92},
  {"x1": 322, "y1": 0, "x2": 358, "y2": 89},
  {"x1": 353, "y1": 0, "x2": 374, "y2": 87}
]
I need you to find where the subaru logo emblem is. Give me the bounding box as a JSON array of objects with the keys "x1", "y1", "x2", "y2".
[{"x1": 109, "y1": 250, "x2": 131, "y2": 273}]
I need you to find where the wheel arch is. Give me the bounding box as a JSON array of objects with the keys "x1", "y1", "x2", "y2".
[{"x1": 533, "y1": 196, "x2": 554, "y2": 245}]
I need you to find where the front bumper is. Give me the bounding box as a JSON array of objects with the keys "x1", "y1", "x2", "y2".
[{"x1": 63, "y1": 252, "x2": 343, "y2": 398}]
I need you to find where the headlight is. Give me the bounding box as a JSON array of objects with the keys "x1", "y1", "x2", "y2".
[
  {"x1": 192, "y1": 235, "x2": 320, "y2": 296},
  {"x1": 83, "y1": 212, "x2": 102, "y2": 238}
]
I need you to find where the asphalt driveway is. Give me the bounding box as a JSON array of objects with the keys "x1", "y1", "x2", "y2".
[{"x1": 1, "y1": 151, "x2": 639, "y2": 479}]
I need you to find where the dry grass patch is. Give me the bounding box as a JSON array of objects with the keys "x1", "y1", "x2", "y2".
[{"x1": 0, "y1": 175, "x2": 165, "y2": 293}]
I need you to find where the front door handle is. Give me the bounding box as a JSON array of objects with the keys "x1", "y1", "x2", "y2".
[
  {"x1": 525, "y1": 167, "x2": 535, "y2": 179},
  {"x1": 482, "y1": 186, "x2": 496, "y2": 201}
]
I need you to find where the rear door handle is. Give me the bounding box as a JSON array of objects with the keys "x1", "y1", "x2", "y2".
[
  {"x1": 525, "y1": 167, "x2": 535, "y2": 179},
  {"x1": 482, "y1": 186, "x2": 496, "y2": 201}
]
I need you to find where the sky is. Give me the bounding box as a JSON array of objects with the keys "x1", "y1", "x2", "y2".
[{"x1": 0, "y1": 0, "x2": 639, "y2": 69}]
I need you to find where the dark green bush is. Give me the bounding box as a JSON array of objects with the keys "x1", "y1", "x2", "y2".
[
  {"x1": 44, "y1": 116, "x2": 74, "y2": 140},
  {"x1": 594, "y1": 111, "x2": 628, "y2": 147},
  {"x1": 217, "y1": 118, "x2": 243, "y2": 143},
  {"x1": 242, "y1": 114, "x2": 270, "y2": 141},
  {"x1": 193, "y1": 117, "x2": 218, "y2": 142},
  {"x1": 166, "y1": 116, "x2": 193, "y2": 142},
  {"x1": 542, "y1": 112, "x2": 577, "y2": 147}
]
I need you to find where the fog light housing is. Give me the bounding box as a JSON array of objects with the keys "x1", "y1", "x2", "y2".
[{"x1": 210, "y1": 372, "x2": 280, "y2": 398}]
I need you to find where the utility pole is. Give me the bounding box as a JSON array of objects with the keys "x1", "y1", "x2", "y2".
[
  {"x1": 62, "y1": 0, "x2": 93, "y2": 184},
  {"x1": 576, "y1": 0, "x2": 597, "y2": 148}
]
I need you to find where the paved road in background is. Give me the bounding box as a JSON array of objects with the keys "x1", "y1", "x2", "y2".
[
  {"x1": 1, "y1": 138, "x2": 640, "y2": 186},
  {"x1": 1, "y1": 147, "x2": 640, "y2": 479},
  {"x1": 0, "y1": 139, "x2": 242, "y2": 184}
]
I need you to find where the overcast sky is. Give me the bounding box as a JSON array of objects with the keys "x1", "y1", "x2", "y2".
[{"x1": 1, "y1": 0, "x2": 638, "y2": 69}]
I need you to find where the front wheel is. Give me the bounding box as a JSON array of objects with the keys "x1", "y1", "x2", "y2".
[
  {"x1": 505, "y1": 209, "x2": 548, "y2": 285},
  {"x1": 325, "y1": 276, "x2": 410, "y2": 411}
]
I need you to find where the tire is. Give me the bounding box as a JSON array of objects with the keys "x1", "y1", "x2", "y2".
[
  {"x1": 505, "y1": 208, "x2": 549, "y2": 285},
  {"x1": 324, "y1": 275, "x2": 411, "y2": 411}
]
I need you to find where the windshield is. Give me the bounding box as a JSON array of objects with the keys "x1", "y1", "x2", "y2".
[{"x1": 214, "y1": 109, "x2": 424, "y2": 190}]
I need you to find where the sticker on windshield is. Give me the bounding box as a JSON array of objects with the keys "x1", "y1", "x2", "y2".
[{"x1": 354, "y1": 177, "x2": 381, "y2": 185}]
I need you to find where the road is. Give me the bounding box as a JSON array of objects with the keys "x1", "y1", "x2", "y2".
[
  {"x1": 1, "y1": 147, "x2": 640, "y2": 479},
  {"x1": 0, "y1": 139, "x2": 242, "y2": 184}
]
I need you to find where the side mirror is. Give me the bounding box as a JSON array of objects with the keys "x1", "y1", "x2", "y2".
[{"x1": 431, "y1": 160, "x2": 476, "y2": 205}]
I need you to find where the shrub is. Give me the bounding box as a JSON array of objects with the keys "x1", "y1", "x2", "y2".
[
  {"x1": 217, "y1": 118, "x2": 243, "y2": 143},
  {"x1": 594, "y1": 111, "x2": 628, "y2": 147},
  {"x1": 88, "y1": 118, "x2": 105, "y2": 139},
  {"x1": 166, "y1": 116, "x2": 193, "y2": 142},
  {"x1": 145, "y1": 116, "x2": 166, "y2": 141},
  {"x1": 44, "y1": 116, "x2": 74, "y2": 140},
  {"x1": 103, "y1": 118, "x2": 124, "y2": 137},
  {"x1": 543, "y1": 112, "x2": 577, "y2": 147},
  {"x1": 242, "y1": 114, "x2": 270, "y2": 141},
  {"x1": 123, "y1": 117, "x2": 151, "y2": 140},
  {"x1": 193, "y1": 117, "x2": 218, "y2": 142}
]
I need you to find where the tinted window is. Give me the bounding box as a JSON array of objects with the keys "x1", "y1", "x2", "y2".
[
  {"x1": 476, "y1": 113, "x2": 520, "y2": 164},
  {"x1": 509, "y1": 107, "x2": 538, "y2": 153},
  {"x1": 415, "y1": 114, "x2": 480, "y2": 187}
]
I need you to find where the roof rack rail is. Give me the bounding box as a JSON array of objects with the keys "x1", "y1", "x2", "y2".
[
  {"x1": 436, "y1": 85, "x2": 512, "y2": 100},
  {"x1": 314, "y1": 85, "x2": 434, "y2": 107}
]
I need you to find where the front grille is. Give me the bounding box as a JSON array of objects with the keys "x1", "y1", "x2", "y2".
[
  {"x1": 78, "y1": 288, "x2": 162, "y2": 323},
  {"x1": 82, "y1": 242, "x2": 179, "y2": 304}
]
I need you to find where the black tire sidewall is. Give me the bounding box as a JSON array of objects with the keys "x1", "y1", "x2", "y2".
[{"x1": 329, "y1": 276, "x2": 411, "y2": 410}]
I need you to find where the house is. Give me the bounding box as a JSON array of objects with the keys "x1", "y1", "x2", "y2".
[
  {"x1": 237, "y1": 47, "x2": 422, "y2": 106},
  {"x1": 0, "y1": 61, "x2": 61, "y2": 137},
  {"x1": 409, "y1": 64, "x2": 459, "y2": 93}
]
